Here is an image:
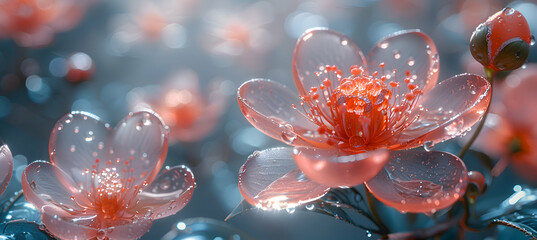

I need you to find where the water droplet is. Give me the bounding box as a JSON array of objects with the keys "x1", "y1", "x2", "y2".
[
  {"x1": 30, "y1": 181, "x2": 36, "y2": 189},
  {"x1": 38, "y1": 224, "x2": 46, "y2": 230},
  {"x1": 74, "y1": 126, "x2": 79, "y2": 133},
  {"x1": 96, "y1": 229, "x2": 106, "y2": 240},
  {"x1": 407, "y1": 57, "x2": 415, "y2": 66},
  {"x1": 306, "y1": 204, "x2": 314, "y2": 210},
  {"x1": 393, "y1": 50, "x2": 401, "y2": 59},
  {"x1": 445, "y1": 119, "x2": 464, "y2": 136},
  {"x1": 142, "y1": 113, "x2": 152, "y2": 126},
  {"x1": 85, "y1": 131, "x2": 94, "y2": 142},
  {"x1": 379, "y1": 41, "x2": 389, "y2": 49},
  {"x1": 135, "y1": 122, "x2": 143, "y2": 131},
  {"x1": 530, "y1": 35, "x2": 535, "y2": 46},
  {"x1": 423, "y1": 141, "x2": 434, "y2": 151},
  {"x1": 366, "y1": 230, "x2": 372, "y2": 238},
  {"x1": 145, "y1": 210, "x2": 152, "y2": 217},
  {"x1": 70, "y1": 195, "x2": 76, "y2": 200},
  {"x1": 160, "y1": 179, "x2": 171, "y2": 190},
  {"x1": 503, "y1": 7, "x2": 515, "y2": 15},
  {"x1": 70, "y1": 145, "x2": 76, "y2": 152},
  {"x1": 286, "y1": 207, "x2": 296, "y2": 214}
]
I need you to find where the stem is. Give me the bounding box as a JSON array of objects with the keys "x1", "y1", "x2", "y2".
[
  {"x1": 458, "y1": 67, "x2": 496, "y2": 159},
  {"x1": 364, "y1": 187, "x2": 390, "y2": 234}
]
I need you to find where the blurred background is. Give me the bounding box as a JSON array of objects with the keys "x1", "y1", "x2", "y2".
[{"x1": 0, "y1": 0, "x2": 537, "y2": 239}]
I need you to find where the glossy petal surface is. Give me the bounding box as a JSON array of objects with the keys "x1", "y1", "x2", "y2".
[
  {"x1": 292, "y1": 28, "x2": 367, "y2": 96},
  {"x1": 109, "y1": 111, "x2": 169, "y2": 188},
  {"x1": 293, "y1": 148, "x2": 389, "y2": 187},
  {"x1": 0, "y1": 144, "x2": 13, "y2": 196},
  {"x1": 133, "y1": 165, "x2": 195, "y2": 219},
  {"x1": 238, "y1": 147, "x2": 330, "y2": 210},
  {"x1": 49, "y1": 112, "x2": 111, "y2": 187},
  {"x1": 367, "y1": 30, "x2": 439, "y2": 99},
  {"x1": 237, "y1": 79, "x2": 323, "y2": 147},
  {"x1": 22, "y1": 161, "x2": 93, "y2": 213},
  {"x1": 398, "y1": 74, "x2": 491, "y2": 147},
  {"x1": 365, "y1": 150, "x2": 468, "y2": 213}
]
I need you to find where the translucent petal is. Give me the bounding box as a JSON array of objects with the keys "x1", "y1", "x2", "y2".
[
  {"x1": 293, "y1": 147, "x2": 389, "y2": 187},
  {"x1": 367, "y1": 29, "x2": 439, "y2": 101},
  {"x1": 292, "y1": 28, "x2": 367, "y2": 96},
  {"x1": 502, "y1": 65, "x2": 537, "y2": 127},
  {"x1": 237, "y1": 79, "x2": 326, "y2": 147},
  {"x1": 109, "y1": 111, "x2": 169, "y2": 188},
  {"x1": 132, "y1": 165, "x2": 195, "y2": 219},
  {"x1": 21, "y1": 161, "x2": 93, "y2": 213},
  {"x1": 238, "y1": 147, "x2": 330, "y2": 210},
  {"x1": 365, "y1": 150, "x2": 468, "y2": 214},
  {"x1": 0, "y1": 144, "x2": 13, "y2": 196},
  {"x1": 398, "y1": 74, "x2": 491, "y2": 148},
  {"x1": 49, "y1": 111, "x2": 112, "y2": 188},
  {"x1": 41, "y1": 205, "x2": 153, "y2": 240}
]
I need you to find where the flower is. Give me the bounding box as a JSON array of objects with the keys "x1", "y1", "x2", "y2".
[
  {"x1": 473, "y1": 64, "x2": 537, "y2": 181},
  {"x1": 128, "y1": 69, "x2": 229, "y2": 143},
  {"x1": 21, "y1": 111, "x2": 196, "y2": 240},
  {"x1": 470, "y1": 7, "x2": 532, "y2": 71},
  {"x1": 0, "y1": 142, "x2": 13, "y2": 197},
  {"x1": 0, "y1": 0, "x2": 89, "y2": 47},
  {"x1": 237, "y1": 28, "x2": 491, "y2": 213}
]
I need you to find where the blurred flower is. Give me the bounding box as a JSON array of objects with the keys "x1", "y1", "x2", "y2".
[
  {"x1": 0, "y1": 143, "x2": 13, "y2": 196},
  {"x1": 0, "y1": 0, "x2": 89, "y2": 47},
  {"x1": 108, "y1": 0, "x2": 199, "y2": 54},
  {"x1": 66, "y1": 52, "x2": 94, "y2": 83},
  {"x1": 237, "y1": 28, "x2": 491, "y2": 213},
  {"x1": 21, "y1": 111, "x2": 195, "y2": 239},
  {"x1": 200, "y1": 1, "x2": 279, "y2": 71},
  {"x1": 473, "y1": 64, "x2": 537, "y2": 181},
  {"x1": 470, "y1": 7, "x2": 533, "y2": 72},
  {"x1": 128, "y1": 69, "x2": 230, "y2": 143}
]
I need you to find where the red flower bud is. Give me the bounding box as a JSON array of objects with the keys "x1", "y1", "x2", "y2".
[{"x1": 470, "y1": 8, "x2": 533, "y2": 71}]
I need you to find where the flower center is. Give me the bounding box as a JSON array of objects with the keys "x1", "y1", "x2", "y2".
[
  {"x1": 95, "y1": 168, "x2": 124, "y2": 217},
  {"x1": 297, "y1": 64, "x2": 423, "y2": 152}
]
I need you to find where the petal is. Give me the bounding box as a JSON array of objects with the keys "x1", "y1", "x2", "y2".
[
  {"x1": 365, "y1": 150, "x2": 468, "y2": 214},
  {"x1": 41, "y1": 205, "x2": 153, "y2": 240},
  {"x1": 398, "y1": 74, "x2": 491, "y2": 148},
  {"x1": 49, "y1": 111, "x2": 112, "y2": 187},
  {"x1": 21, "y1": 161, "x2": 92, "y2": 213},
  {"x1": 293, "y1": 147, "x2": 389, "y2": 187},
  {"x1": 238, "y1": 147, "x2": 330, "y2": 210},
  {"x1": 109, "y1": 111, "x2": 168, "y2": 187},
  {"x1": 0, "y1": 144, "x2": 13, "y2": 196},
  {"x1": 237, "y1": 79, "x2": 325, "y2": 147},
  {"x1": 502, "y1": 65, "x2": 537, "y2": 127},
  {"x1": 132, "y1": 165, "x2": 195, "y2": 219},
  {"x1": 292, "y1": 28, "x2": 367, "y2": 96},
  {"x1": 367, "y1": 30, "x2": 439, "y2": 98}
]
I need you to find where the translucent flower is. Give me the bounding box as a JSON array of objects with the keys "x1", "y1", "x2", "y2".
[
  {"x1": 473, "y1": 64, "x2": 537, "y2": 181},
  {"x1": 21, "y1": 111, "x2": 195, "y2": 240},
  {"x1": 128, "y1": 69, "x2": 229, "y2": 143},
  {"x1": 0, "y1": 0, "x2": 89, "y2": 47},
  {"x1": 0, "y1": 143, "x2": 13, "y2": 196},
  {"x1": 237, "y1": 28, "x2": 491, "y2": 213}
]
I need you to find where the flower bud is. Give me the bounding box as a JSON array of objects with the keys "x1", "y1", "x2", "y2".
[
  {"x1": 466, "y1": 171, "x2": 486, "y2": 200},
  {"x1": 470, "y1": 8, "x2": 533, "y2": 72}
]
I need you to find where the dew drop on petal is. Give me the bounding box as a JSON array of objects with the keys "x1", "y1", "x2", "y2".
[
  {"x1": 379, "y1": 41, "x2": 389, "y2": 49},
  {"x1": 503, "y1": 7, "x2": 515, "y2": 15},
  {"x1": 407, "y1": 57, "x2": 415, "y2": 66},
  {"x1": 70, "y1": 145, "x2": 76, "y2": 153},
  {"x1": 159, "y1": 179, "x2": 171, "y2": 191},
  {"x1": 286, "y1": 207, "x2": 296, "y2": 214},
  {"x1": 423, "y1": 141, "x2": 434, "y2": 151},
  {"x1": 306, "y1": 204, "x2": 314, "y2": 210},
  {"x1": 366, "y1": 230, "x2": 372, "y2": 238},
  {"x1": 96, "y1": 229, "x2": 106, "y2": 240},
  {"x1": 393, "y1": 50, "x2": 401, "y2": 59},
  {"x1": 531, "y1": 35, "x2": 535, "y2": 46}
]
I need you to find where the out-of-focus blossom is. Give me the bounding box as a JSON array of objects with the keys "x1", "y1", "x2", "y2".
[
  {"x1": 0, "y1": 0, "x2": 89, "y2": 47},
  {"x1": 237, "y1": 28, "x2": 491, "y2": 213},
  {"x1": 128, "y1": 70, "x2": 229, "y2": 143},
  {"x1": 21, "y1": 111, "x2": 196, "y2": 239},
  {"x1": 200, "y1": 1, "x2": 279, "y2": 71},
  {"x1": 473, "y1": 65, "x2": 537, "y2": 181},
  {"x1": 108, "y1": 0, "x2": 199, "y2": 54},
  {"x1": 470, "y1": 8, "x2": 532, "y2": 71},
  {"x1": 0, "y1": 143, "x2": 13, "y2": 196},
  {"x1": 66, "y1": 52, "x2": 94, "y2": 83}
]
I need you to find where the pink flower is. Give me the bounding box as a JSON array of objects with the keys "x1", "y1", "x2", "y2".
[
  {"x1": 0, "y1": 143, "x2": 13, "y2": 197},
  {"x1": 473, "y1": 64, "x2": 537, "y2": 181},
  {"x1": 128, "y1": 69, "x2": 229, "y2": 143},
  {"x1": 21, "y1": 111, "x2": 196, "y2": 240},
  {"x1": 0, "y1": 0, "x2": 89, "y2": 48},
  {"x1": 237, "y1": 28, "x2": 491, "y2": 213}
]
